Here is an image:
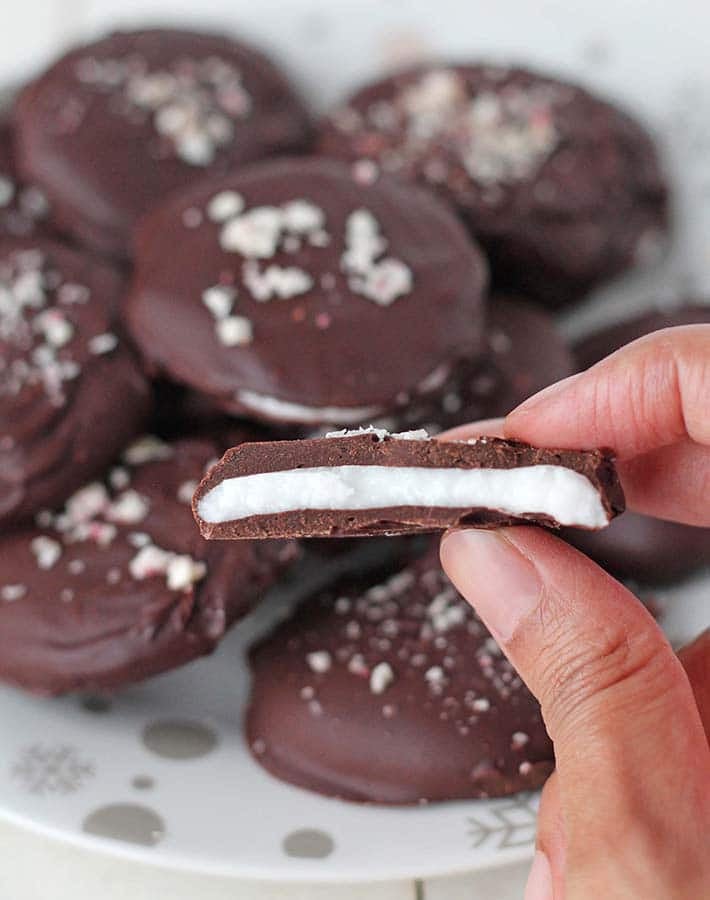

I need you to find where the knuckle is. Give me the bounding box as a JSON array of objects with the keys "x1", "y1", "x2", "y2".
[
  {"x1": 587, "y1": 366, "x2": 664, "y2": 452},
  {"x1": 628, "y1": 346, "x2": 679, "y2": 445},
  {"x1": 536, "y1": 616, "x2": 673, "y2": 732},
  {"x1": 587, "y1": 374, "x2": 617, "y2": 443}
]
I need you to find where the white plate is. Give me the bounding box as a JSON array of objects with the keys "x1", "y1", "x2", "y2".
[
  {"x1": 1, "y1": 0, "x2": 709, "y2": 883},
  {"x1": 0, "y1": 554, "x2": 708, "y2": 883}
]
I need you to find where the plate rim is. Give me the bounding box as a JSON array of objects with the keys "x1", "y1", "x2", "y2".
[{"x1": 0, "y1": 804, "x2": 535, "y2": 882}]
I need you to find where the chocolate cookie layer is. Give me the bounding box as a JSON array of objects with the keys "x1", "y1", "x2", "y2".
[
  {"x1": 194, "y1": 431, "x2": 624, "y2": 539},
  {"x1": 126, "y1": 157, "x2": 487, "y2": 424},
  {"x1": 14, "y1": 28, "x2": 311, "y2": 259},
  {"x1": 565, "y1": 304, "x2": 710, "y2": 582},
  {"x1": 0, "y1": 236, "x2": 150, "y2": 526},
  {"x1": 0, "y1": 436, "x2": 298, "y2": 695},
  {"x1": 0, "y1": 119, "x2": 52, "y2": 239},
  {"x1": 247, "y1": 545, "x2": 554, "y2": 803},
  {"x1": 318, "y1": 64, "x2": 668, "y2": 306}
]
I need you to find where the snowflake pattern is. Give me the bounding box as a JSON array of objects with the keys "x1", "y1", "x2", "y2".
[
  {"x1": 12, "y1": 745, "x2": 95, "y2": 795},
  {"x1": 466, "y1": 792, "x2": 539, "y2": 850}
]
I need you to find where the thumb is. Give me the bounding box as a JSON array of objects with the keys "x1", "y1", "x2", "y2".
[
  {"x1": 678, "y1": 629, "x2": 710, "y2": 736},
  {"x1": 440, "y1": 527, "x2": 710, "y2": 891}
]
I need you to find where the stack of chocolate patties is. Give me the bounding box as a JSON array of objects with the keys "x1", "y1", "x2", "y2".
[
  {"x1": 0, "y1": 28, "x2": 310, "y2": 695},
  {"x1": 2, "y1": 27, "x2": 701, "y2": 807}
]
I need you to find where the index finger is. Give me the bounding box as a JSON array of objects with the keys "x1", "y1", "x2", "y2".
[{"x1": 505, "y1": 325, "x2": 710, "y2": 458}]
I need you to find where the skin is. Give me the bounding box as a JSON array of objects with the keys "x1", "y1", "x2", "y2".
[{"x1": 439, "y1": 325, "x2": 710, "y2": 899}]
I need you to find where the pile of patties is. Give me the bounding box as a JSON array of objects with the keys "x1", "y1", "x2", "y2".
[{"x1": 1, "y1": 27, "x2": 708, "y2": 806}]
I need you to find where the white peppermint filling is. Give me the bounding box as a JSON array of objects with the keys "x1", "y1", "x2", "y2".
[
  {"x1": 197, "y1": 463, "x2": 609, "y2": 528},
  {"x1": 235, "y1": 360, "x2": 448, "y2": 424},
  {"x1": 236, "y1": 390, "x2": 384, "y2": 424}
]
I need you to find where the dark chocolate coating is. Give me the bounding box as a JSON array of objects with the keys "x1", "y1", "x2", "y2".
[
  {"x1": 565, "y1": 303, "x2": 710, "y2": 582},
  {"x1": 374, "y1": 295, "x2": 574, "y2": 433},
  {"x1": 126, "y1": 156, "x2": 487, "y2": 423},
  {"x1": 565, "y1": 511, "x2": 710, "y2": 584},
  {"x1": 149, "y1": 379, "x2": 291, "y2": 449},
  {"x1": 0, "y1": 119, "x2": 52, "y2": 239},
  {"x1": 484, "y1": 296, "x2": 575, "y2": 410},
  {"x1": 14, "y1": 28, "x2": 311, "y2": 259},
  {"x1": 0, "y1": 437, "x2": 298, "y2": 695},
  {"x1": 318, "y1": 64, "x2": 668, "y2": 307},
  {"x1": 247, "y1": 545, "x2": 554, "y2": 804},
  {"x1": 574, "y1": 304, "x2": 710, "y2": 370},
  {"x1": 0, "y1": 236, "x2": 151, "y2": 526},
  {"x1": 194, "y1": 434, "x2": 624, "y2": 539}
]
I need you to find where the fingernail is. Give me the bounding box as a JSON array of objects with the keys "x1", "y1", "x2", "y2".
[
  {"x1": 439, "y1": 416, "x2": 506, "y2": 442},
  {"x1": 440, "y1": 530, "x2": 542, "y2": 643},
  {"x1": 511, "y1": 373, "x2": 581, "y2": 416},
  {"x1": 524, "y1": 850, "x2": 554, "y2": 900}
]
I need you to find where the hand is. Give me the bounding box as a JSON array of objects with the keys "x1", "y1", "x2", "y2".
[{"x1": 439, "y1": 325, "x2": 710, "y2": 899}]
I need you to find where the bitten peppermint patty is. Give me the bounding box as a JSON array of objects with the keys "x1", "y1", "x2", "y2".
[
  {"x1": 247, "y1": 545, "x2": 554, "y2": 803},
  {"x1": 0, "y1": 436, "x2": 298, "y2": 695},
  {"x1": 126, "y1": 156, "x2": 487, "y2": 425},
  {"x1": 193, "y1": 431, "x2": 624, "y2": 540},
  {"x1": 0, "y1": 236, "x2": 150, "y2": 526},
  {"x1": 13, "y1": 28, "x2": 311, "y2": 259},
  {"x1": 318, "y1": 63, "x2": 668, "y2": 307}
]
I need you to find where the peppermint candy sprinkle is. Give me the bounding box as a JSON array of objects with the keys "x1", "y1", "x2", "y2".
[
  {"x1": 215, "y1": 315, "x2": 253, "y2": 347},
  {"x1": 129, "y1": 543, "x2": 206, "y2": 592},
  {"x1": 0, "y1": 250, "x2": 101, "y2": 406},
  {"x1": 306, "y1": 651, "x2": 332, "y2": 674},
  {"x1": 194, "y1": 184, "x2": 415, "y2": 332},
  {"x1": 342, "y1": 210, "x2": 412, "y2": 305},
  {"x1": 30, "y1": 536, "x2": 62, "y2": 569},
  {"x1": 75, "y1": 54, "x2": 252, "y2": 167},
  {"x1": 369, "y1": 661, "x2": 395, "y2": 694}
]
